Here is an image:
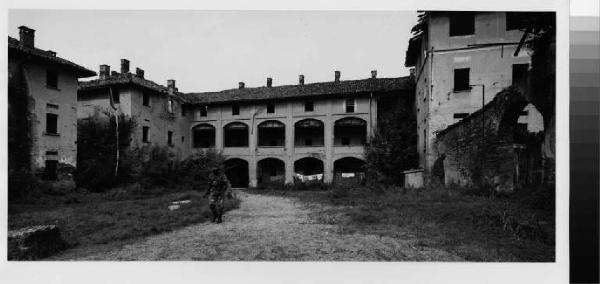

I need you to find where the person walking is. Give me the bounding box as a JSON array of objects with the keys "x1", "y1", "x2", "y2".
[{"x1": 204, "y1": 167, "x2": 232, "y2": 224}]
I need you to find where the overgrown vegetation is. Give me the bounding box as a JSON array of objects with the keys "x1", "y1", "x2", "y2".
[
  {"x1": 249, "y1": 183, "x2": 555, "y2": 261},
  {"x1": 365, "y1": 98, "x2": 418, "y2": 184},
  {"x1": 8, "y1": 186, "x2": 241, "y2": 249}
]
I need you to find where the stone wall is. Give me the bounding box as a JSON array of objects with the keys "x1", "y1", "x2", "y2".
[{"x1": 433, "y1": 87, "x2": 534, "y2": 193}]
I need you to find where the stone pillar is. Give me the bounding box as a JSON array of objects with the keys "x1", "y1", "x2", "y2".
[
  {"x1": 323, "y1": 101, "x2": 334, "y2": 183},
  {"x1": 284, "y1": 101, "x2": 294, "y2": 184}
]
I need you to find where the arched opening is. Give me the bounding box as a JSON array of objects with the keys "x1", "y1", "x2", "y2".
[
  {"x1": 294, "y1": 119, "x2": 324, "y2": 147},
  {"x1": 257, "y1": 158, "x2": 285, "y2": 186},
  {"x1": 192, "y1": 123, "x2": 215, "y2": 148},
  {"x1": 223, "y1": 122, "x2": 249, "y2": 147},
  {"x1": 294, "y1": 157, "x2": 324, "y2": 182},
  {"x1": 258, "y1": 120, "x2": 285, "y2": 147},
  {"x1": 225, "y1": 158, "x2": 249, "y2": 188},
  {"x1": 334, "y1": 117, "x2": 367, "y2": 146},
  {"x1": 333, "y1": 157, "x2": 365, "y2": 182}
]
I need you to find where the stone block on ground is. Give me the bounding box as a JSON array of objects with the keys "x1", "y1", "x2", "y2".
[{"x1": 7, "y1": 225, "x2": 68, "y2": 260}]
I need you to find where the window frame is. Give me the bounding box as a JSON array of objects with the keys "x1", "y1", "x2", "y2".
[
  {"x1": 142, "y1": 92, "x2": 150, "y2": 107},
  {"x1": 167, "y1": 131, "x2": 173, "y2": 146},
  {"x1": 45, "y1": 113, "x2": 59, "y2": 135},
  {"x1": 344, "y1": 98, "x2": 355, "y2": 113},
  {"x1": 449, "y1": 12, "x2": 475, "y2": 37},
  {"x1": 142, "y1": 126, "x2": 150, "y2": 143},
  {"x1": 266, "y1": 103, "x2": 275, "y2": 114},
  {"x1": 304, "y1": 101, "x2": 314, "y2": 112},
  {"x1": 200, "y1": 106, "x2": 208, "y2": 117},
  {"x1": 232, "y1": 104, "x2": 240, "y2": 115},
  {"x1": 453, "y1": 68, "x2": 471, "y2": 92},
  {"x1": 46, "y1": 69, "x2": 58, "y2": 89}
]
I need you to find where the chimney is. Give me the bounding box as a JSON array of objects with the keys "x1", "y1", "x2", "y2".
[
  {"x1": 239, "y1": 82, "x2": 245, "y2": 89},
  {"x1": 18, "y1": 26, "x2": 35, "y2": 48},
  {"x1": 299, "y1": 75, "x2": 305, "y2": 85},
  {"x1": 120, "y1": 59, "x2": 130, "y2": 73},
  {"x1": 167, "y1": 79, "x2": 176, "y2": 91},
  {"x1": 47, "y1": 50, "x2": 56, "y2": 57},
  {"x1": 334, "y1": 70, "x2": 341, "y2": 82},
  {"x1": 266, "y1": 77, "x2": 273, "y2": 88},
  {"x1": 371, "y1": 70, "x2": 377, "y2": 79},
  {"x1": 99, "y1": 65, "x2": 110, "y2": 80},
  {"x1": 135, "y1": 68, "x2": 145, "y2": 78}
]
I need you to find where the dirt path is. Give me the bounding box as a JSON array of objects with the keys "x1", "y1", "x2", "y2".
[{"x1": 52, "y1": 191, "x2": 462, "y2": 261}]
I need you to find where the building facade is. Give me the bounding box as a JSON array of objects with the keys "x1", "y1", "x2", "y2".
[
  {"x1": 78, "y1": 60, "x2": 190, "y2": 160},
  {"x1": 78, "y1": 68, "x2": 413, "y2": 187},
  {"x1": 8, "y1": 26, "x2": 95, "y2": 180},
  {"x1": 405, "y1": 12, "x2": 544, "y2": 175}
]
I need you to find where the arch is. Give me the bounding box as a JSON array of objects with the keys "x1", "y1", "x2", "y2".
[
  {"x1": 334, "y1": 117, "x2": 367, "y2": 146},
  {"x1": 223, "y1": 121, "x2": 249, "y2": 147},
  {"x1": 256, "y1": 157, "x2": 286, "y2": 186},
  {"x1": 333, "y1": 157, "x2": 365, "y2": 182},
  {"x1": 294, "y1": 157, "x2": 324, "y2": 183},
  {"x1": 258, "y1": 120, "x2": 285, "y2": 147},
  {"x1": 192, "y1": 123, "x2": 215, "y2": 148},
  {"x1": 225, "y1": 158, "x2": 249, "y2": 188},
  {"x1": 294, "y1": 119, "x2": 324, "y2": 147}
]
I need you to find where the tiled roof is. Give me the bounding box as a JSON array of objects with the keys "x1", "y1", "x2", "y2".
[
  {"x1": 79, "y1": 72, "x2": 184, "y2": 99},
  {"x1": 8, "y1": 36, "x2": 96, "y2": 77},
  {"x1": 183, "y1": 77, "x2": 413, "y2": 105}
]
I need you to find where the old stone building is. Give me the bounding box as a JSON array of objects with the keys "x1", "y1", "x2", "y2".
[
  {"x1": 405, "y1": 11, "x2": 545, "y2": 180},
  {"x1": 78, "y1": 68, "x2": 413, "y2": 187},
  {"x1": 8, "y1": 26, "x2": 96, "y2": 180},
  {"x1": 78, "y1": 60, "x2": 190, "y2": 159}
]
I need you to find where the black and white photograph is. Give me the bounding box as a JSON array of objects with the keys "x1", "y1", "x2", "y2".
[{"x1": 2, "y1": 0, "x2": 572, "y2": 283}]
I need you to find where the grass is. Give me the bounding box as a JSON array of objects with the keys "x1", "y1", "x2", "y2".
[
  {"x1": 247, "y1": 183, "x2": 555, "y2": 262},
  {"x1": 8, "y1": 184, "x2": 241, "y2": 248}
]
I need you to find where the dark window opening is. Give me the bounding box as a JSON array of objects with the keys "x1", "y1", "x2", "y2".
[
  {"x1": 454, "y1": 68, "x2": 470, "y2": 92},
  {"x1": 453, "y1": 113, "x2": 469, "y2": 119},
  {"x1": 520, "y1": 110, "x2": 529, "y2": 116},
  {"x1": 512, "y1": 64, "x2": 529, "y2": 87},
  {"x1": 143, "y1": 93, "x2": 150, "y2": 106},
  {"x1": 345, "y1": 99, "x2": 355, "y2": 113},
  {"x1": 506, "y1": 12, "x2": 521, "y2": 31},
  {"x1": 181, "y1": 105, "x2": 186, "y2": 116},
  {"x1": 232, "y1": 104, "x2": 240, "y2": 115},
  {"x1": 44, "y1": 160, "x2": 58, "y2": 181},
  {"x1": 334, "y1": 117, "x2": 367, "y2": 146},
  {"x1": 168, "y1": 131, "x2": 173, "y2": 145},
  {"x1": 258, "y1": 120, "x2": 285, "y2": 147},
  {"x1": 305, "y1": 101, "x2": 314, "y2": 112},
  {"x1": 225, "y1": 159, "x2": 249, "y2": 188},
  {"x1": 257, "y1": 158, "x2": 285, "y2": 186},
  {"x1": 267, "y1": 103, "x2": 275, "y2": 114},
  {"x1": 46, "y1": 69, "x2": 58, "y2": 88},
  {"x1": 46, "y1": 113, "x2": 58, "y2": 134},
  {"x1": 224, "y1": 122, "x2": 249, "y2": 147},
  {"x1": 200, "y1": 106, "x2": 208, "y2": 117},
  {"x1": 193, "y1": 124, "x2": 216, "y2": 148},
  {"x1": 449, "y1": 12, "x2": 475, "y2": 36},
  {"x1": 181, "y1": 136, "x2": 185, "y2": 142},
  {"x1": 112, "y1": 89, "x2": 120, "y2": 103},
  {"x1": 294, "y1": 119, "x2": 324, "y2": 147},
  {"x1": 142, "y1": 126, "x2": 149, "y2": 142}
]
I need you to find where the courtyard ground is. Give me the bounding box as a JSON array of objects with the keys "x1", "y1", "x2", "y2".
[{"x1": 49, "y1": 190, "x2": 463, "y2": 261}]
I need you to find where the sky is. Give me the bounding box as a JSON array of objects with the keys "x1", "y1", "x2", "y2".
[{"x1": 9, "y1": 10, "x2": 417, "y2": 93}]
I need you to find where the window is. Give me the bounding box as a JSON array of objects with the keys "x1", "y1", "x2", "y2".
[
  {"x1": 512, "y1": 64, "x2": 529, "y2": 86},
  {"x1": 267, "y1": 103, "x2": 275, "y2": 114},
  {"x1": 341, "y1": 137, "x2": 350, "y2": 146},
  {"x1": 181, "y1": 105, "x2": 186, "y2": 116},
  {"x1": 168, "y1": 99, "x2": 174, "y2": 113},
  {"x1": 453, "y1": 113, "x2": 469, "y2": 119},
  {"x1": 142, "y1": 126, "x2": 149, "y2": 142},
  {"x1": 46, "y1": 69, "x2": 58, "y2": 88},
  {"x1": 232, "y1": 104, "x2": 240, "y2": 115},
  {"x1": 506, "y1": 12, "x2": 521, "y2": 31},
  {"x1": 168, "y1": 131, "x2": 173, "y2": 145},
  {"x1": 46, "y1": 113, "x2": 58, "y2": 134},
  {"x1": 345, "y1": 99, "x2": 355, "y2": 113},
  {"x1": 44, "y1": 160, "x2": 58, "y2": 180},
  {"x1": 46, "y1": 103, "x2": 58, "y2": 110},
  {"x1": 449, "y1": 12, "x2": 475, "y2": 36},
  {"x1": 453, "y1": 68, "x2": 470, "y2": 92},
  {"x1": 143, "y1": 93, "x2": 150, "y2": 107},
  {"x1": 181, "y1": 136, "x2": 185, "y2": 142},
  {"x1": 200, "y1": 106, "x2": 207, "y2": 117},
  {"x1": 305, "y1": 139, "x2": 313, "y2": 146},
  {"x1": 304, "y1": 101, "x2": 314, "y2": 112}
]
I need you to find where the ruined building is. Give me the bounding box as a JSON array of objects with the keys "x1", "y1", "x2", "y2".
[
  {"x1": 78, "y1": 68, "x2": 413, "y2": 187},
  {"x1": 405, "y1": 11, "x2": 546, "y2": 189},
  {"x1": 8, "y1": 26, "x2": 96, "y2": 181}
]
